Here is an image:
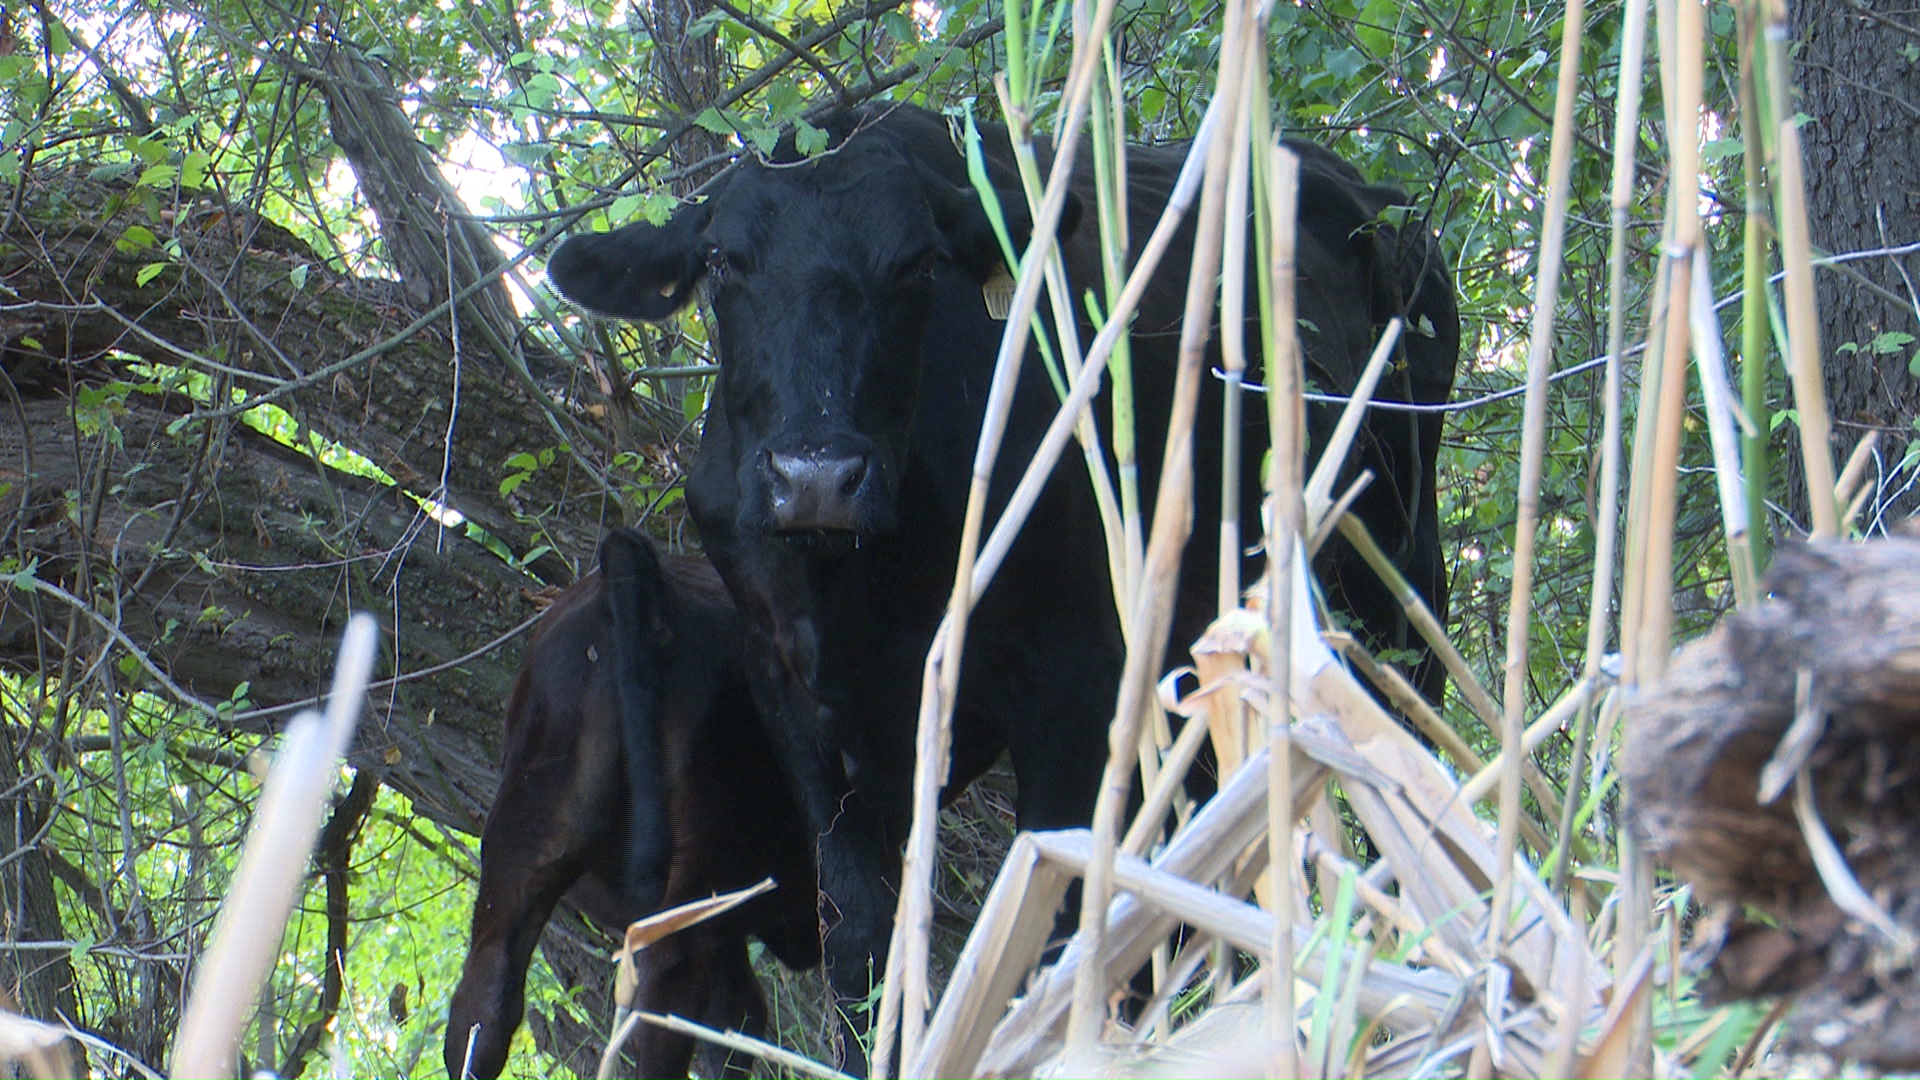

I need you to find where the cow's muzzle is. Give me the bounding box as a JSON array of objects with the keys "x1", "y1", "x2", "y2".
[{"x1": 764, "y1": 448, "x2": 870, "y2": 534}]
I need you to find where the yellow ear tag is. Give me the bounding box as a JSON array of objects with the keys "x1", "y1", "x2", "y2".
[{"x1": 981, "y1": 270, "x2": 1015, "y2": 321}]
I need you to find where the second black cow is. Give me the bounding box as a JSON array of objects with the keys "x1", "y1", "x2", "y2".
[{"x1": 549, "y1": 102, "x2": 1459, "y2": 1067}]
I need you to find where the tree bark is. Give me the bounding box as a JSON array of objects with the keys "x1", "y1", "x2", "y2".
[{"x1": 1793, "y1": 0, "x2": 1920, "y2": 530}]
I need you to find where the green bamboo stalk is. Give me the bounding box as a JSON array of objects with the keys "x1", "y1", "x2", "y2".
[{"x1": 1738, "y1": 0, "x2": 1773, "y2": 569}]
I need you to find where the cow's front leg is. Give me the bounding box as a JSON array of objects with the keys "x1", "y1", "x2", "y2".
[{"x1": 750, "y1": 686, "x2": 895, "y2": 1076}]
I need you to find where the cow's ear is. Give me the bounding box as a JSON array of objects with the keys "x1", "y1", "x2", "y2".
[
  {"x1": 548, "y1": 202, "x2": 712, "y2": 322},
  {"x1": 932, "y1": 181, "x2": 1085, "y2": 281}
]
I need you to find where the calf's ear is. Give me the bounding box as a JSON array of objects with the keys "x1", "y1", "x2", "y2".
[
  {"x1": 548, "y1": 202, "x2": 712, "y2": 322},
  {"x1": 930, "y1": 177, "x2": 1085, "y2": 281}
]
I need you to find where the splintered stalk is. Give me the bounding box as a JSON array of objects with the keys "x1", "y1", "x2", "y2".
[{"x1": 170, "y1": 616, "x2": 377, "y2": 1077}]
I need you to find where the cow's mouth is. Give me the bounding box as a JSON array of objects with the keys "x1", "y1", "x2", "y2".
[{"x1": 776, "y1": 528, "x2": 862, "y2": 554}]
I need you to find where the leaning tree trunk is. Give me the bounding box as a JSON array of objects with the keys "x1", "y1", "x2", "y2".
[
  {"x1": 1792, "y1": 0, "x2": 1920, "y2": 531},
  {"x1": 314, "y1": 40, "x2": 535, "y2": 379}
]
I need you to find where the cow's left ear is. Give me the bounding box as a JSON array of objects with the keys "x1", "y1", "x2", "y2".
[
  {"x1": 930, "y1": 179, "x2": 1085, "y2": 281},
  {"x1": 548, "y1": 201, "x2": 713, "y2": 322}
]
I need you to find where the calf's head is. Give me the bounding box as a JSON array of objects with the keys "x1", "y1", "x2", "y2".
[{"x1": 549, "y1": 110, "x2": 1066, "y2": 541}]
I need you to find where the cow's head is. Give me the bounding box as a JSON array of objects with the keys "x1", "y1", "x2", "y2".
[{"x1": 549, "y1": 107, "x2": 1076, "y2": 542}]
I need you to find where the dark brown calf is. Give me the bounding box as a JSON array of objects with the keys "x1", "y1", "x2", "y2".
[{"x1": 445, "y1": 529, "x2": 818, "y2": 1079}]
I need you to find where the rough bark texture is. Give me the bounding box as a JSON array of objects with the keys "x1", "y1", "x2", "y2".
[
  {"x1": 1794, "y1": 0, "x2": 1920, "y2": 530},
  {"x1": 1625, "y1": 533, "x2": 1920, "y2": 1070},
  {"x1": 0, "y1": 170, "x2": 620, "y2": 1073}
]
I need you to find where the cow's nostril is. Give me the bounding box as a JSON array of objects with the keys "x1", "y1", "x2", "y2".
[
  {"x1": 767, "y1": 451, "x2": 800, "y2": 496},
  {"x1": 836, "y1": 457, "x2": 867, "y2": 497}
]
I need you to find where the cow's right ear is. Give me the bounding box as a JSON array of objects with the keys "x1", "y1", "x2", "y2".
[{"x1": 548, "y1": 203, "x2": 712, "y2": 322}]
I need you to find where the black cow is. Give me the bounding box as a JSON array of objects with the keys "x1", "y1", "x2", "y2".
[
  {"x1": 548, "y1": 102, "x2": 1458, "y2": 1067},
  {"x1": 445, "y1": 530, "x2": 818, "y2": 1079}
]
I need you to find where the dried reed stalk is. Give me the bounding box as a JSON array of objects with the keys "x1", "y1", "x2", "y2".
[
  {"x1": 1763, "y1": 0, "x2": 1840, "y2": 539},
  {"x1": 1688, "y1": 246, "x2": 1760, "y2": 608},
  {"x1": 1216, "y1": 83, "x2": 1254, "y2": 617},
  {"x1": 169, "y1": 615, "x2": 377, "y2": 1077},
  {"x1": 1260, "y1": 138, "x2": 1305, "y2": 1078},
  {"x1": 1490, "y1": 0, "x2": 1588, "y2": 1023},
  {"x1": 1556, "y1": 0, "x2": 1649, "y2": 898}
]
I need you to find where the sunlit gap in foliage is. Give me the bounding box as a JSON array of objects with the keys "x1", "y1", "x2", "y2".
[{"x1": 438, "y1": 132, "x2": 539, "y2": 316}]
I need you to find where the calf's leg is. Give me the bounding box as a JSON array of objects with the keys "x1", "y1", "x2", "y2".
[{"x1": 445, "y1": 754, "x2": 615, "y2": 1078}]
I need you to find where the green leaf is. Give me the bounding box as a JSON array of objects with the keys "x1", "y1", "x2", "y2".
[
  {"x1": 137, "y1": 163, "x2": 178, "y2": 189},
  {"x1": 289, "y1": 263, "x2": 309, "y2": 290},
  {"x1": 127, "y1": 136, "x2": 168, "y2": 165},
  {"x1": 687, "y1": 8, "x2": 728, "y2": 36},
  {"x1": 525, "y1": 72, "x2": 563, "y2": 110},
  {"x1": 137, "y1": 263, "x2": 167, "y2": 287},
  {"x1": 694, "y1": 107, "x2": 736, "y2": 136},
  {"x1": 501, "y1": 141, "x2": 553, "y2": 166},
  {"x1": 6, "y1": 559, "x2": 38, "y2": 593},
  {"x1": 1870, "y1": 330, "x2": 1914, "y2": 354},
  {"x1": 181, "y1": 150, "x2": 213, "y2": 189},
  {"x1": 744, "y1": 125, "x2": 778, "y2": 156},
  {"x1": 641, "y1": 191, "x2": 678, "y2": 226},
  {"x1": 116, "y1": 225, "x2": 157, "y2": 253},
  {"x1": 608, "y1": 192, "x2": 645, "y2": 222},
  {"x1": 793, "y1": 119, "x2": 829, "y2": 157}
]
